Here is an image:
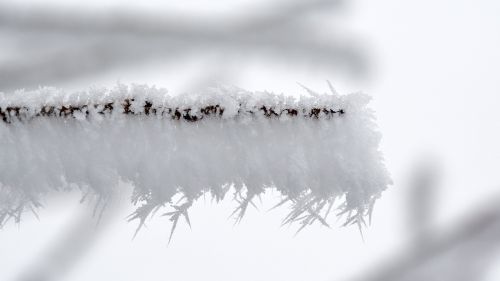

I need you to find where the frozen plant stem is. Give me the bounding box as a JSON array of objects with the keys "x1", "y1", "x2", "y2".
[{"x1": 0, "y1": 83, "x2": 391, "y2": 238}]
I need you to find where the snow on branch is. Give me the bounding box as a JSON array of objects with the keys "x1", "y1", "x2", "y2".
[{"x1": 0, "y1": 84, "x2": 390, "y2": 238}]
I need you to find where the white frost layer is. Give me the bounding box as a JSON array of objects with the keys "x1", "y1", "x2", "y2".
[
  {"x1": 0, "y1": 84, "x2": 391, "y2": 233},
  {"x1": 0, "y1": 84, "x2": 346, "y2": 120}
]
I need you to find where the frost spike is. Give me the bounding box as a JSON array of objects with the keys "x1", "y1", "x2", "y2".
[{"x1": 0, "y1": 84, "x2": 391, "y2": 241}]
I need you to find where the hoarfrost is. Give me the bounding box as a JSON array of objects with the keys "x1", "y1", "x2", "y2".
[{"x1": 0, "y1": 84, "x2": 391, "y2": 237}]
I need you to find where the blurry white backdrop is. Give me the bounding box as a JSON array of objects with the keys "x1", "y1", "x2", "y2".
[{"x1": 1, "y1": 0, "x2": 500, "y2": 280}]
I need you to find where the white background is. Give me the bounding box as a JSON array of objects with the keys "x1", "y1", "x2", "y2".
[{"x1": 1, "y1": 0, "x2": 500, "y2": 280}]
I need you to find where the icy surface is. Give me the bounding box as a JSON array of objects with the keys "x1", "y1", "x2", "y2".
[{"x1": 0, "y1": 84, "x2": 390, "y2": 236}]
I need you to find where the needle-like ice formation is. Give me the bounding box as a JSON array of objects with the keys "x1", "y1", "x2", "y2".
[{"x1": 0, "y1": 84, "x2": 390, "y2": 237}]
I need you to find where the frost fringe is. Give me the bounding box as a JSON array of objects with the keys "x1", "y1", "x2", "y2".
[{"x1": 0, "y1": 84, "x2": 391, "y2": 239}]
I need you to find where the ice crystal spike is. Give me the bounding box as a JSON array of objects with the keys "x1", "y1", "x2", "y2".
[{"x1": 0, "y1": 83, "x2": 391, "y2": 237}]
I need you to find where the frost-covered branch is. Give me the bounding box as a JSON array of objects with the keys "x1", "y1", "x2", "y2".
[{"x1": 0, "y1": 84, "x2": 390, "y2": 236}]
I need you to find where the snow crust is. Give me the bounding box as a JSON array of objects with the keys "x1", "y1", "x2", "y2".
[{"x1": 0, "y1": 84, "x2": 390, "y2": 235}]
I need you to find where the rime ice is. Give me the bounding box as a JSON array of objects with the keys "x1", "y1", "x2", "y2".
[{"x1": 0, "y1": 84, "x2": 391, "y2": 234}]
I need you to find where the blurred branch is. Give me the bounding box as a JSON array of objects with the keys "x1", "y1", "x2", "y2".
[
  {"x1": 351, "y1": 195, "x2": 500, "y2": 281},
  {"x1": 0, "y1": 0, "x2": 367, "y2": 91},
  {"x1": 0, "y1": 1, "x2": 343, "y2": 35},
  {"x1": 15, "y1": 193, "x2": 124, "y2": 281}
]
